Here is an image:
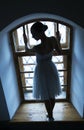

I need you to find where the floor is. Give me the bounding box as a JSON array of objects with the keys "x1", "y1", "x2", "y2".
[{"x1": 11, "y1": 102, "x2": 84, "y2": 122}]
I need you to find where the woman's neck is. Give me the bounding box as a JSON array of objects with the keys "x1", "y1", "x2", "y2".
[{"x1": 41, "y1": 34, "x2": 47, "y2": 43}]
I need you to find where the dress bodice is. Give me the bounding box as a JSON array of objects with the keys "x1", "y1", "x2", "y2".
[{"x1": 36, "y1": 52, "x2": 52, "y2": 64}]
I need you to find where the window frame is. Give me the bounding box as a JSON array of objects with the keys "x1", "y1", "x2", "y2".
[{"x1": 10, "y1": 19, "x2": 73, "y2": 102}]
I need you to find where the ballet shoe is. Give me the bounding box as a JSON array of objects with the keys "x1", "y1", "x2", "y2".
[
  {"x1": 46, "y1": 114, "x2": 54, "y2": 122},
  {"x1": 47, "y1": 117, "x2": 54, "y2": 122},
  {"x1": 46, "y1": 113, "x2": 49, "y2": 117}
]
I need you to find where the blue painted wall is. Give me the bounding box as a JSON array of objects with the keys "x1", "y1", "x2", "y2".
[
  {"x1": 0, "y1": 78, "x2": 10, "y2": 121},
  {"x1": 0, "y1": 31, "x2": 21, "y2": 120},
  {"x1": 70, "y1": 26, "x2": 84, "y2": 118}
]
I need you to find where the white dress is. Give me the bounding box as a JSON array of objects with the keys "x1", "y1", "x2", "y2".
[{"x1": 33, "y1": 52, "x2": 62, "y2": 100}]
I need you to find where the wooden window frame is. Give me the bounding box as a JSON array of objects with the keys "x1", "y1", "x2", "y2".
[{"x1": 10, "y1": 19, "x2": 73, "y2": 102}]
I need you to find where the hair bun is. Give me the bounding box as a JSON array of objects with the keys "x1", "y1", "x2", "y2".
[
  {"x1": 43, "y1": 24, "x2": 48, "y2": 31},
  {"x1": 31, "y1": 22, "x2": 48, "y2": 33}
]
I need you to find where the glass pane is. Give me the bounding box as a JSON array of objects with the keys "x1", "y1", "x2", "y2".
[
  {"x1": 18, "y1": 56, "x2": 36, "y2": 72},
  {"x1": 25, "y1": 79, "x2": 33, "y2": 86},
  {"x1": 22, "y1": 56, "x2": 36, "y2": 64},
  {"x1": 59, "y1": 24, "x2": 66, "y2": 44},
  {"x1": 23, "y1": 65, "x2": 35, "y2": 72},
  {"x1": 17, "y1": 27, "x2": 25, "y2": 46}
]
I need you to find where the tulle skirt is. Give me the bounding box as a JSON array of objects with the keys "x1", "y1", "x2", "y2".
[{"x1": 33, "y1": 60, "x2": 61, "y2": 100}]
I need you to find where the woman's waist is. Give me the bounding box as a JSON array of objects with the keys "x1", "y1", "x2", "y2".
[{"x1": 37, "y1": 59, "x2": 52, "y2": 64}]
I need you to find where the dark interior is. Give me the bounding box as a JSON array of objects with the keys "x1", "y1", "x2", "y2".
[{"x1": 0, "y1": 1, "x2": 84, "y2": 129}]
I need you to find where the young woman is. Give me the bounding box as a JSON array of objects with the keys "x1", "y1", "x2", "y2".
[{"x1": 23, "y1": 21, "x2": 62, "y2": 121}]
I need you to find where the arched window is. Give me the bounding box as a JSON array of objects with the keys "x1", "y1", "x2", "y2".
[{"x1": 10, "y1": 19, "x2": 72, "y2": 101}]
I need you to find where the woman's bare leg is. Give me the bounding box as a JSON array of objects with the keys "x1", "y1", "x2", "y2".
[
  {"x1": 44, "y1": 99, "x2": 54, "y2": 120},
  {"x1": 50, "y1": 98, "x2": 55, "y2": 112}
]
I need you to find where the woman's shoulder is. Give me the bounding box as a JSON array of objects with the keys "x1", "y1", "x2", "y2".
[
  {"x1": 47, "y1": 36, "x2": 57, "y2": 45},
  {"x1": 33, "y1": 43, "x2": 43, "y2": 53},
  {"x1": 49, "y1": 36, "x2": 57, "y2": 41}
]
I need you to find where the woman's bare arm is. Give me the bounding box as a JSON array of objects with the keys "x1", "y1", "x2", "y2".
[
  {"x1": 23, "y1": 31, "x2": 35, "y2": 52},
  {"x1": 51, "y1": 33, "x2": 62, "y2": 55}
]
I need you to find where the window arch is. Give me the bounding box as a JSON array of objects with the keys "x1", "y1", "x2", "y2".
[{"x1": 10, "y1": 18, "x2": 72, "y2": 102}]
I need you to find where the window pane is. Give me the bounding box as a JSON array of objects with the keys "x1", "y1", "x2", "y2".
[
  {"x1": 59, "y1": 24, "x2": 66, "y2": 44},
  {"x1": 17, "y1": 27, "x2": 25, "y2": 46}
]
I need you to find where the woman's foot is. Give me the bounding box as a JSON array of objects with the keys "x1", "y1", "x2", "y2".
[
  {"x1": 46, "y1": 113, "x2": 54, "y2": 121},
  {"x1": 46, "y1": 113, "x2": 49, "y2": 117},
  {"x1": 49, "y1": 117, "x2": 54, "y2": 121},
  {"x1": 47, "y1": 117, "x2": 54, "y2": 122}
]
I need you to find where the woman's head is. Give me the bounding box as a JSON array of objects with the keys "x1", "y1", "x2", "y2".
[{"x1": 31, "y1": 21, "x2": 48, "y2": 40}]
